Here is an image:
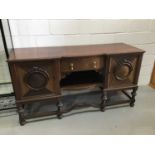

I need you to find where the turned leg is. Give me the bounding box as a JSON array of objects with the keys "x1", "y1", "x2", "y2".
[
  {"x1": 57, "y1": 100, "x2": 63, "y2": 119},
  {"x1": 130, "y1": 86, "x2": 138, "y2": 107},
  {"x1": 18, "y1": 104, "x2": 26, "y2": 126},
  {"x1": 101, "y1": 90, "x2": 107, "y2": 112}
]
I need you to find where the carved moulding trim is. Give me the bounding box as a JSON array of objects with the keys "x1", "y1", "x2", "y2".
[
  {"x1": 24, "y1": 66, "x2": 49, "y2": 91},
  {"x1": 113, "y1": 59, "x2": 133, "y2": 81}
]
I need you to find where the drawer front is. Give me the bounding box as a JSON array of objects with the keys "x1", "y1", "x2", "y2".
[
  {"x1": 61, "y1": 56, "x2": 104, "y2": 72},
  {"x1": 10, "y1": 60, "x2": 61, "y2": 100},
  {"x1": 107, "y1": 54, "x2": 141, "y2": 88}
]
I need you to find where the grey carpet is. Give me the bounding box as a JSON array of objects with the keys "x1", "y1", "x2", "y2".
[{"x1": 0, "y1": 96, "x2": 15, "y2": 110}]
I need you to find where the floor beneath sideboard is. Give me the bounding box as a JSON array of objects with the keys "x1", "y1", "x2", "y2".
[{"x1": 0, "y1": 86, "x2": 155, "y2": 135}]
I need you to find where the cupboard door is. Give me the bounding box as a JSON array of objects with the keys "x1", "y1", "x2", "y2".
[
  {"x1": 107, "y1": 54, "x2": 140, "y2": 88},
  {"x1": 13, "y1": 60, "x2": 60, "y2": 99}
]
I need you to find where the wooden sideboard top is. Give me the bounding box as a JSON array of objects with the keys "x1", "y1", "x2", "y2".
[{"x1": 8, "y1": 43, "x2": 145, "y2": 62}]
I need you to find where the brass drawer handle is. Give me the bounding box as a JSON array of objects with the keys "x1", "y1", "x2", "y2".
[
  {"x1": 70, "y1": 63, "x2": 74, "y2": 71},
  {"x1": 93, "y1": 61, "x2": 97, "y2": 68}
]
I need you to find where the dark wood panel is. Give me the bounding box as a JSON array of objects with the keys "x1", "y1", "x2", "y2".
[
  {"x1": 150, "y1": 61, "x2": 155, "y2": 89},
  {"x1": 10, "y1": 60, "x2": 61, "y2": 100},
  {"x1": 107, "y1": 54, "x2": 139, "y2": 88}
]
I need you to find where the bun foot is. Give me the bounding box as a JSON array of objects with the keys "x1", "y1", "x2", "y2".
[
  {"x1": 19, "y1": 119, "x2": 26, "y2": 126},
  {"x1": 130, "y1": 101, "x2": 135, "y2": 107},
  {"x1": 57, "y1": 114, "x2": 63, "y2": 119},
  {"x1": 100, "y1": 107, "x2": 105, "y2": 112}
]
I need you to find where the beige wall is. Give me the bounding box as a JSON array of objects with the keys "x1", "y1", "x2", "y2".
[{"x1": 9, "y1": 19, "x2": 155, "y2": 85}]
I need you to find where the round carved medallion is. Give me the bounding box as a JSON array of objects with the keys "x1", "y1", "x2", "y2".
[
  {"x1": 113, "y1": 59, "x2": 133, "y2": 81},
  {"x1": 24, "y1": 67, "x2": 49, "y2": 90}
]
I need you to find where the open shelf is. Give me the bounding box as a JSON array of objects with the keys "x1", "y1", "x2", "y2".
[{"x1": 60, "y1": 70, "x2": 103, "y2": 90}]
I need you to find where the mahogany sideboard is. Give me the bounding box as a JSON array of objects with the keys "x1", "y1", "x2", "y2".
[{"x1": 8, "y1": 43, "x2": 145, "y2": 125}]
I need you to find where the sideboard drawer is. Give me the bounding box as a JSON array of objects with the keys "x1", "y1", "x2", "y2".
[{"x1": 61, "y1": 56, "x2": 104, "y2": 72}]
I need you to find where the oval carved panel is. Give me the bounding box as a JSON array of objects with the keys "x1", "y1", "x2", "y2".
[
  {"x1": 24, "y1": 67, "x2": 49, "y2": 91},
  {"x1": 113, "y1": 59, "x2": 133, "y2": 81}
]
